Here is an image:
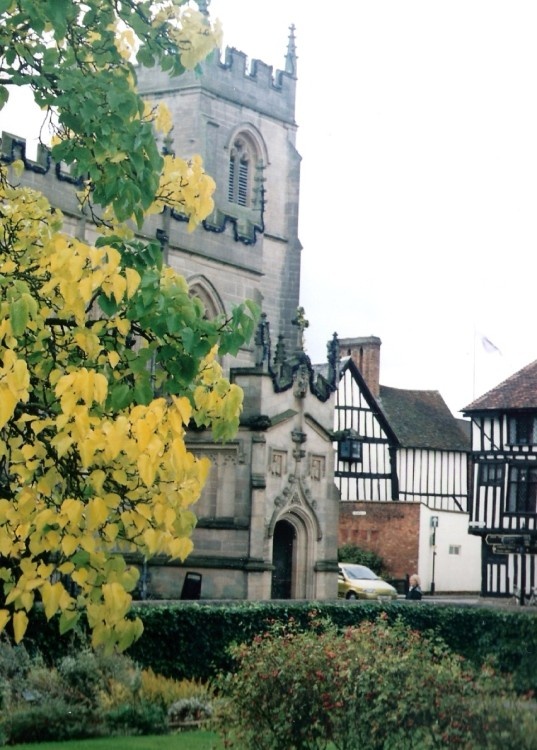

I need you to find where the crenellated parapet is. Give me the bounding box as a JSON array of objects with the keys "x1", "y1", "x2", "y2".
[
  {"x1": 137, "y1": 31, "x2": 298, "y2": 125},
  {"x1": 0, "y1": 131, "x2": 79, "y2": 185}
]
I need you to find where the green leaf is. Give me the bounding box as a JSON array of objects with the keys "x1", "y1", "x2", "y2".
[
  {"x1": 10, "y1": 296, "x2": 29, "y2": 336},
  {"x1": 108, "y1": 383, "x2": 132, "y2": 411},
  {"x1": 0, "y1": 85, "x2": 9, "y2": 110},
  {"x1": 59, "y1": 609, "x2": 80, "y2": 635},
  {"x1": 133, "y1": 374, "x2": 154, "y2": 405},
  {"x1": 98, "y1": 294, "x2": 118, "y2": 317}
]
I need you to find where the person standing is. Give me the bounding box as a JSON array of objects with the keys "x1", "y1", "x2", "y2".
[{"x1": 406, "y1": 574, "x2": 422, "y2": 600}]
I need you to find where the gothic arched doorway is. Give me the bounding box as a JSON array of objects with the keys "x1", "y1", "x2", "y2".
[{"x1": 271, "y1": 519, "x2": 296, "y2": 599}]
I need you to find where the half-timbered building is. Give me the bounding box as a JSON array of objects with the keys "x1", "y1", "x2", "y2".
[
  {"x1": 334, "y1": 336, "x2": 480, "y2": 593},
  {"x1": 463, "y1": 359, "x2": 537, "y2": 599}
]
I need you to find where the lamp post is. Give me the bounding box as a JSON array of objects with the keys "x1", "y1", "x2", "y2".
[{"x1": 430, "y1": 516, "x2": 439, "y2": 595}]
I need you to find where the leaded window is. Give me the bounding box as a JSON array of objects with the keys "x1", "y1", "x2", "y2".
[
  {"x1": 508, "y1": 414, "x2": 537, "y2": 446},
  {"x1": 507, "y1": 464, "x2": 537, "y2": 514},
  {"x1": 479, "y1": 462, "x2": 504, "y2": 487}
]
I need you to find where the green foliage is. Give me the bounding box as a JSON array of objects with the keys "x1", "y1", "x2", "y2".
[
  {"x1": 140, "y1": 668, "x2": 209, "y2": 710},
  {"x1": 4, "y1": 701, "x2": 105, "y2": 745},
  {"x1": 215, "y1": 615, "x2": 537, "y2": 750},
  {"x1": 24, "y1": 600, "x2": 537, "y2": 696},
  {"x1": 338, "y1": 542, "x2": 387, "y2": 576},
  {"x1": 106, "y1": 701, "x2": 168, "y2": 737},
  {"x1": 0, "y1": 0, "x2": 219, "y2": 223},
  {"x1": 0, "y1": 0, "x2": 259, "y2": 652},
  {"x1": 0, "y1": 638, "x2": 168, "y2": 744},
  {"x1": 168, "y1": 697, "x2": 213, "y2": 725}
]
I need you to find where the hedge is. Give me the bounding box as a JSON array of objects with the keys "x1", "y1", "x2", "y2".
[{"x1": 23, "y1": 600, "x2": 537, "y2": 693}]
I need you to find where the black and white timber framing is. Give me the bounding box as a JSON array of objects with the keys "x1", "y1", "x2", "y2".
[
  {"x1": 335, "y1": 358, "x2": 470, "y2": 512},
  {"x1": 463, "y1": 358, "x2": 537, "y2": 599}
]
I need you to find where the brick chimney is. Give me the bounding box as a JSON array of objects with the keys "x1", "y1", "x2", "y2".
[{"x1": 338, "y1": 336, "x2": 381, "y2": 398}]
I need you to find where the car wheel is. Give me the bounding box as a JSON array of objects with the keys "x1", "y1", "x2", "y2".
[{"x1": 346, "y1": 592, "x2": 358, "y2": 600}]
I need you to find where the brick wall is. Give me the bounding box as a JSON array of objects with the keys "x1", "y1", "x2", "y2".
[{"x1": 339, "y1": 501, "x2": 420, "y2": 579}]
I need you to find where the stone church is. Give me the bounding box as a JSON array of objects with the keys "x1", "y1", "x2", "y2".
[{"x1": 1, "y1": 29, "x2": 340, "y2": 600}]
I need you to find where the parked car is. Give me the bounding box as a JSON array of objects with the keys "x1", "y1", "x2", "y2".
[{"x1": 338, "y1": 563, "x2": 398, "y2": 601}]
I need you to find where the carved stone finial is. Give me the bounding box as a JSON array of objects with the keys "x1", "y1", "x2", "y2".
[
  {"x1": 292, "y1": 306, "x2": 309, "y2": 352},
  {"x1": 285, "y1": 24, "x2": 297, "y2": 76},
  {"x1": 273, "y1": 333, "x2": 287, "y2": 366},
  {"x1": 327, "y1": 332, "x2": 340, "y2": 389},
  {"x1": 254, "y1": 312, "x2": 271, "y2": 368}
]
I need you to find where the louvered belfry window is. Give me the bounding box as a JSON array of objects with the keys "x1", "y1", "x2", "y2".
[{"x1": 228, "y1": 137, "x2": 252, "y2": 207}]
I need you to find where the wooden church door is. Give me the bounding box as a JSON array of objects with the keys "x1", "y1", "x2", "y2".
[{"x1": 271, "y1": 520, "x2": 296, "y2": 599}]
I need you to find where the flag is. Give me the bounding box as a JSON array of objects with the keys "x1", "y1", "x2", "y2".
[{"x1": 481, "y1": 335, "x2": 501, "y2": 355}]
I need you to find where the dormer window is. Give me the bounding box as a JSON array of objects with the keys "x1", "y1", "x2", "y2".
[{"x1": 228, "y1": 137, "x2": 254, "y2": 207}]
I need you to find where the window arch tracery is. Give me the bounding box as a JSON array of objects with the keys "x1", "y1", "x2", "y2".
[{"x1": 228, "y1": 135, "x2": 256, "y2": 207}]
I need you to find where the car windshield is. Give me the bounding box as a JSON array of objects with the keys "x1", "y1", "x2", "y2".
[{"x1": 341, "y1": 565, "x2": 379, "y2": 581}]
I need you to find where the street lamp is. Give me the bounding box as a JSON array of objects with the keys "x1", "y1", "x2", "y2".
[{"x1": 430, "y1": 516, "x2": 439, "y2": 595}]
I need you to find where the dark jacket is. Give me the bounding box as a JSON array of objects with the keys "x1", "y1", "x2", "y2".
[{"x1": 406, "y1": 586, "x2": 422, "y2": 600}]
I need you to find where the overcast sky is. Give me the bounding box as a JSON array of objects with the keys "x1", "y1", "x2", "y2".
[
  {"x1": 2, "y1": 1, "x2": 537, "y2": 416},
  {"x1": 209, "y1": 0, "x2": 537, "y2": 416}
]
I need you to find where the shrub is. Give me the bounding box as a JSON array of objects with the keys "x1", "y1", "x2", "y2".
[
  {"x1": 215, "y1": 613, "x2": 537, "y2": 750},
  {"x1": 3, "y1": 701, "x2": 105, "y2": 744},
  {"x1": 0, "y1": 642, "x2": 150, "y2": 744},
  {"x1": 25, "y1": 601, "x2": 537, "y2": 694},
  {"x1": 168, "y1": 697, "x2": 213, "y2": 725},
  {"x1": 0, "y1": 636, "x2": 33, "y2": 710},
  {"x1": 338, "y1": 543, "x2": 387, "y2": 576},
  {"x1": 105, "y1": 701, "x2": 168, "y2": 736},
  {"x1": 140, "y1": 668, "x2": 209, "y2": 710}
]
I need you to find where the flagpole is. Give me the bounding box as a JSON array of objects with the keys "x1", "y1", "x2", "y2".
[{"x1": 472, "y1": 325, "x2": 476, "y2": 400}]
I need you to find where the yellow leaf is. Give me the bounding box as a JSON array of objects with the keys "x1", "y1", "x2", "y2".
[
  {"x1": 137, "y1": 453, "x2": 156, "y2": 487},
  {"x1": 61, "y1": 498, "x2": 84, "y2": 526},
  {"x1": 142, "y1": 529, "x2": 161, "y2": 555},
  {"x1": 12, "y1": 610, "x2": 28, "y2": 643},
  {"x1": 87, "y1": 497, "x2": 108, "y2": 530},
  {"x1": 103, "y1": 523, "x2": 119, "y2": 542},
  {"x1": 125, "y1": 268, "x2": 141, "y2": 299},
  {"x1": 61, "y1": 535, "x2": 79, "y2": 556},
  {"x1": 171, "y1": 395, "x2": 192, "y2": 426},
  {"x1": 41, "y1": 581, "x2": 62, "y2": 620},
  {"x1": 72, "y1": 568, "x2": 89, "y2": 586},
  {"x1": 0, "y1": 609, "x2": 10, "y2": 634},
  {"x1": 108, "y1": 351, "x2": 120, "y2": 369},
  {"x1": 168, "y1": 536, "x2": 193, "y2": 561},
  {"x1": 93, "y1": 373, "x2": 108, "y2": 404},
  {"x1": 0, "y1": 385, "x2": 17, "y2": 429}
]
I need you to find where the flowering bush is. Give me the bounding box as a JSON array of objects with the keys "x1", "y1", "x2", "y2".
[{"x1": 215, "y1": 614, "x2": 537, "y2": 750}]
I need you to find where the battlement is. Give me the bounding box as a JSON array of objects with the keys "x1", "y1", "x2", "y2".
[
  {"x1": 0, "y1": 131, "x2": 78, "y2": 183},
  {"x1": 137, "y1": 33, "x2": 297, "y2": 125}
]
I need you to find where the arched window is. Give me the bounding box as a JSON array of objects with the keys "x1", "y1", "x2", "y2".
[
  {"x1": 228, "y1": 136, "x2": 256, "y2": 207},
  {"x1": 188, "y1": 276, "x2": 225, "y2": 320}
]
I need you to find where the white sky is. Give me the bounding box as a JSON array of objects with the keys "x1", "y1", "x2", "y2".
[
  {"x1": 210, "y1": 0, "x2": 537, "y2": 416},
  {"x1": 2, "y1": 1, "x2": 537, "y2": 415}
]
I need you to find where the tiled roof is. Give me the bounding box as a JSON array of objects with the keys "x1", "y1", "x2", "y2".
[
  {"x1": 378, "y1": 386, "x2": 470, "y2": 451},
  {"x1": 463, "y1": 359, "x2": 537, "y2": 412}
]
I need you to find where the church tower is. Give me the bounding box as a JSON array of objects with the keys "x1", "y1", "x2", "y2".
[
  {"x1": 137, "y1": 27, "x2": 302, "y2": 363},
  {"x1": 135, "y1": 33, "x2": 339, "y2": 600}
]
